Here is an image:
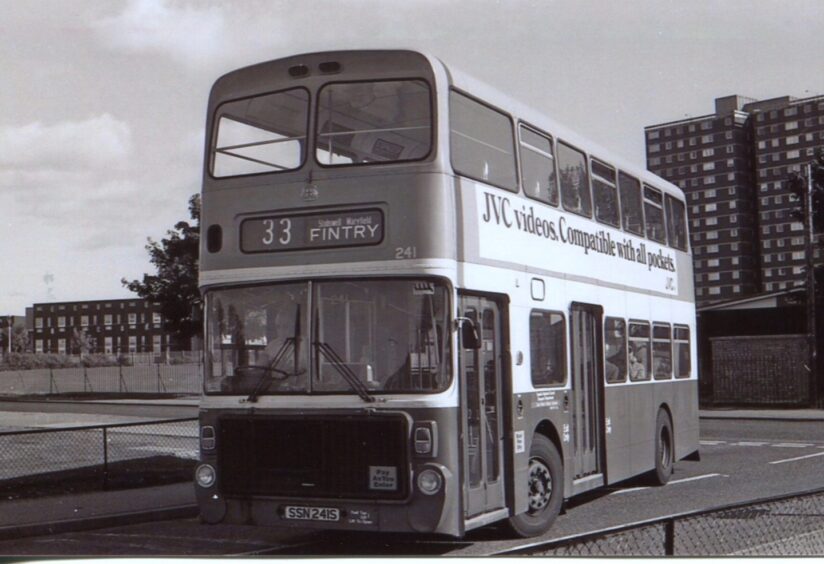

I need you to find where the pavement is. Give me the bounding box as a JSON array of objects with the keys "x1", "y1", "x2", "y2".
[
  {"x1": 0, "y1": 401, "x2": 822, "y2": 542},
  {"x1": 699, "y1": 408, "x2": 824, "y2": 421},
  {"x1": 0, "y1": 481, "x2": 197, "y2": 541}
]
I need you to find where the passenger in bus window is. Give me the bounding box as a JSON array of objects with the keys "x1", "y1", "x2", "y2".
[
  {"x1": 604, "y1": 342, "x2": 621, "y2": 382},
  {"x1": 629, "y1": 344, "x2": 647, "y2": 380}
]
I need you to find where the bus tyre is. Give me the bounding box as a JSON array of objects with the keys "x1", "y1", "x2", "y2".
[
  {"x1": 506, "y1": 435, "x2": 563, "y2": 538},
  {"x1": 652, "y1": 410, "x2": 674, "y2": 485}
]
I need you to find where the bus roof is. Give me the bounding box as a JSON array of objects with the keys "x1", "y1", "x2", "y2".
[
  {"x1": 209, "y1": 48, "x2": 685, "y2": 202},
  {"x1": 440, "y1": 59, "x2": 686, "y2": 202}
]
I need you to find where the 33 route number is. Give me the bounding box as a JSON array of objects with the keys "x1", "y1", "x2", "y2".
[{"x1": 262, "y1": 218, "x2": 291, "y2": 246}]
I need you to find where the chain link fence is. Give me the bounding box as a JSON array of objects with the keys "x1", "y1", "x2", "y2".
[
  {"x1": 0, "y1": 364, "x2": 202, "y2": 396},
  {"x1": 505, "y1": 487, "x2": 824, "y2": 556},
  {"x1": 0, "y1": 418, "x2": 198, "y2": 497}
]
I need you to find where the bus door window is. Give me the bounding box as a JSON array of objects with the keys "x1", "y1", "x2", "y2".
[
  {"x1": 628, "y1": 322, "x2": 651, "y2": 381},
  {"x1": 570, "y1": 304, "x2": 603, "y2": 479},
  {"x1": 482, "y1": 307, "x2": 499, "y2": 483},
  {"x1": 462, "y1": 307, "x2": 481, "y2": 487},
  {"x1": 460, "y1": 296, "x2": 506, "y2": 515}
]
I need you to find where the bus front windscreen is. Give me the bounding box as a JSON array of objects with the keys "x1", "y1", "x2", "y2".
[{"x1": 205, "y1": 280, "x2": 451, "y2": 396}]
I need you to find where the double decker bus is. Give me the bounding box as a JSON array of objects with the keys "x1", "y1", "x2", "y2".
[{"x1": 194, "y1": 50, "x2": 699, "y2": 538}]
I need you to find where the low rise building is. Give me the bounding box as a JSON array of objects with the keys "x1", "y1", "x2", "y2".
[{"x1": 27, "y1": 298, "x2": 174, "y2": 356}]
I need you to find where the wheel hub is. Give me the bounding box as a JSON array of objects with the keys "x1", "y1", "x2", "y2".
[{"x1": 527, "y1": 458, "x2": 552, "y2": 512}]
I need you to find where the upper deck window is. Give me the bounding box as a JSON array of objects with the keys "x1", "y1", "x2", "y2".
[
  {"x1": 591, "y1": 159, "x2": 620, "y2": 227},
  {"x1": 519, "y1": 125, "x2": 558, "y2": 205},
  {"x1": 558, "y1": 142, "x2": 592, "y2": 217},
  {"x1": 212, "y1": 88, "x2": 309, "y2": 177},
  {"x1": 665, "y1": 194, "x2": 689, "y2": 251},
  {"x1": 316, "y1": 80, "x2": 432, "y2": 166},
  {"x1": 643, "y1": 185, "x2": 667, "y2": 244},
  {"x1": 619, "y1": 172, "x2": 644, "y2": 236},
  {"x1": 450, "y1": 91, "x2": 517, "y2": 191}
]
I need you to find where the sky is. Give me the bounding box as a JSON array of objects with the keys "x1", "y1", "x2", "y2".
[{"x1": 2, "y1": 0, "x2": 824, "y2": 316}]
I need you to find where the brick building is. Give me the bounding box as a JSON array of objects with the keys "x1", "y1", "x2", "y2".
[
  {"x1": 28, "y1": 298, "x2": 175, "y2": 355},
  {"x1": 645, "y1": 94, "x2": 824, "y2": 305}
]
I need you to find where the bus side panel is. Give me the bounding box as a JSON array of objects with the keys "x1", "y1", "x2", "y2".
[
  {"x1": 514, "y1": 392, "x2": 571, "y2": 512},
  {"x1": 603, "y1": 385, "x2": 631, "y2": 484},
  {"x1": 671, "y1": 379, "x2": 700, "y2": 460},
  {"x1": 628, "y1": 383, "x2": 656, "y2": 476},
  {"x1": 652, "y1": 380, "x2": 699, "y2": 462}
]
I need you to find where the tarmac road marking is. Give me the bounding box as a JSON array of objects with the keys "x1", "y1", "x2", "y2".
[
  {"x1": 772, "y1": 442, "x2": 814, "y2": 448},
  {"x1": 701, "y1": 439, "x2": 823, "y2": 448},
  {"x1": 609, "y1": 473, "x2": 726, "y2": 495},
  {"x1": 768, "y1": 451, "x2": 824, "y2": 465},
  {"x1": 668, "y1": 473, "x2": 728, "y2": 485}
]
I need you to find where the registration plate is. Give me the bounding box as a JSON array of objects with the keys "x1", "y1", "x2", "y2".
[{"x1": 283, "y1": 505, "x2": 341, "y2": 522}]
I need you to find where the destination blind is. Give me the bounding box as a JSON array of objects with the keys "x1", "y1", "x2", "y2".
[{"x1": 241, "y1": 209, "x2": 384, "y2": 253}]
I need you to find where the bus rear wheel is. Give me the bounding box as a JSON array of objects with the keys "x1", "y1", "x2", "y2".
[
  {"x1": 652, "y1": 409, "x2": 674, "y2": 485},
  {"x1": 506, "y1": 434, "x2": 563, "y2": 538}
]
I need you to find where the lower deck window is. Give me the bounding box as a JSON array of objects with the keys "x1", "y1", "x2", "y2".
[
  {"x1": 673, "y1": 326, "x2": 691, "y2": 378},
  {"x1": 529, "y1": 310, "x2": 566, "y2": 386},
  {"x1": 604, "y1": 317, "x2": 627, "y2": 383},
  {"x1": 628, "y1": 322, "x2": 651, "y2": 381},
  {"x1": 652, "y1": 323, "x2": 672, "y2": 380}
]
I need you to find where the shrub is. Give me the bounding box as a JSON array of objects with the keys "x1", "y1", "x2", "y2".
[{"x1": 81, "y1": 354, "x2": 119, "y2": 368}]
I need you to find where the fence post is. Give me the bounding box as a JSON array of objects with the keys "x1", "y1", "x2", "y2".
[
  {"x1": 102, "y1": 427, "x2": 109, "y2": 490},
  {"x1": 664, "y1": 519, "x2": 675, "y2": 556},
  {"x1": 49, "y1": 367, "x2": 54, "y2": 394},
  {"x1": 83, "y1": 365, "x2": 90, "y2": 393},
  {"x1": 118, "y1": 363, "x2": 128, "y2": 393}
]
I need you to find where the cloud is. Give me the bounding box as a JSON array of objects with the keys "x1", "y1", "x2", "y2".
[
  {"x1": 0, "y1": 114, "x2": 132, "y2": 172},
  {"x1": 93, "y1": 0, "x2": 226, "y2": 67}
]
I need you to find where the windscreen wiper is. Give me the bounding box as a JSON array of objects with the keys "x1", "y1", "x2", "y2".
[
  {"x1": 242, "y1": 337, "x2": 303, "y2": 403},
  {"x1": 313, "y1": 341, "x2": 375, "y2": 403},
  {"x1": 244, "y1": 304, "x2": 304, "y2": 403}
]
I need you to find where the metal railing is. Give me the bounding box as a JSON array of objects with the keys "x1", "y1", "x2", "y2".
[
  {"x1": 0, "y1": 418, "x2": 198, "y2": 494},
  {"x1": 501, "y1": 486, "x2": 824, "y2": 556},
  {"x1": 0, "y1": 364, "x2": 202, "y2": 396}
]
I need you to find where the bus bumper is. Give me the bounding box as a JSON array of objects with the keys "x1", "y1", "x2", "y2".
[{"x1": 196, "y1": 463, "x2": 461, "y2": 536}]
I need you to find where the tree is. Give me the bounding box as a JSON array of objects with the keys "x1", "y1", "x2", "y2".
[
  {"x1": 122, "y1": 194, "x2": 201, "y2": 348},
  {"x1": 70, "y1": 327, "x2": 93, "y2": 356},
  {"x1": 785, "y1": 148, "x2": 824, "y2": 299}
]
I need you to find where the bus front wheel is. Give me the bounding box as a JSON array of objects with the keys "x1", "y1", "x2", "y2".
[
  {"x1": 652, "y1": 410, "x2": 674, "y2": 485},
  {"x1": 506, "y1": 434, "x2": 563, "y2": 538}
]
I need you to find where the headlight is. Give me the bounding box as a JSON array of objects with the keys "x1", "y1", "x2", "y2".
[
  {"x1": 417, "y1": 468, "x2": 443, "y2": 495},
  {"x1": 196, "y1": 464, "x2": 217, "y2": 488}
]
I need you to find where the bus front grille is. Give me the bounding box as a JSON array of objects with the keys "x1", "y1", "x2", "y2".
[{"x1": 218, "y1": 414, "x2": 409, "y2": 500}]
